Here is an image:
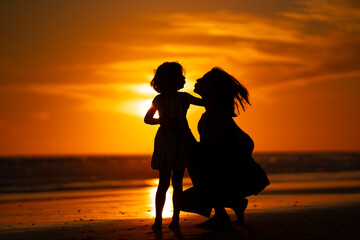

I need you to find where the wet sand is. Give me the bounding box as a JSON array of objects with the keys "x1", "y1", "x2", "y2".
[{"x1": 1, "y1": 180, "x2": 360, "y2": 240}]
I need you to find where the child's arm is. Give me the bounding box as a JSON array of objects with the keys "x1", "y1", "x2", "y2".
[
  {"x1": 144, "y1": 103, "x2": 160, "y2": 125},
  {"x1": 189, "y1": 94, "x2": 204, "y2": 106}
]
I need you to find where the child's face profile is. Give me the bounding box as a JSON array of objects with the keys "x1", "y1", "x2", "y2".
[
  {"x1": 175, "y1": 70, "x2": 185, "y2": 90},
  {"x1": 178, "y1": 74, "x2": 185, "y2": 88}
]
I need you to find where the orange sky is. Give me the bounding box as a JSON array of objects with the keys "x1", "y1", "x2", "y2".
[{"x1": 0, "y1": 0, "x2": 359, "y2": 155}]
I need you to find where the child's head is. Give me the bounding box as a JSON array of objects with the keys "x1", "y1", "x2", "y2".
[{"x1": 151, "y1": 62, "x2": 185, "y2": 93}]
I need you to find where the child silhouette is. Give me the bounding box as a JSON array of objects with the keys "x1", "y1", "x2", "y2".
[{"x1": 145, "y1": 62, "x2": 203, "y2": 229}]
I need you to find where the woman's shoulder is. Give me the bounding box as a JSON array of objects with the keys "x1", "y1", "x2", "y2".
[{"x1": 202, "y1": 111, "x2": 239, "y2": 132}]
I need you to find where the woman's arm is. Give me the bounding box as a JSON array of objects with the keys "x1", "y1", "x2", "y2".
[{"x1": 144, "y1": 103, "x2": 160, "y2": 125}]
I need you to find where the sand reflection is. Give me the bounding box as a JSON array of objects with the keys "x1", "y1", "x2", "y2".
[{"x1": 147, "y1": 180, "x2": 174, "y2": 218}]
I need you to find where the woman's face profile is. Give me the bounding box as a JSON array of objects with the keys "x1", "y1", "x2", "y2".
[{"x1": 194, "y1": 72, "x2": 211, "y2": 96}]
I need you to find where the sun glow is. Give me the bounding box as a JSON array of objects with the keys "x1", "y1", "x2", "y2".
[
  {"x1": 138, "y1": 99, "x2": 152, "y2": 116},
  {"x1": 148, "y1": 186, "x2": 174, "y2": 218},
  {"x1": 137, "y1": 99, "x2": 159, "y2": 118},
  {"x1": 118, "y1": 99, "x2": 159, "y2": 118}
]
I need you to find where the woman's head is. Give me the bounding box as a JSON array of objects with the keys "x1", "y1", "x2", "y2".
[
  {"x1": 194, "y1": 67, "x2": 250, "y2": 116},
  {"x1": 151, "y1": 62, "x2": 185, "y2": 93}
]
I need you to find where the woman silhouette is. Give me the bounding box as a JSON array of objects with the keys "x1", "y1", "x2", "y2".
[{"x1": 182, "y1": 67, "x2": 270, "y2": 228}]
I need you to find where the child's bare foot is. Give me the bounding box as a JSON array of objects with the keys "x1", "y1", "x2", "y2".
[
  {"x1": 169, "y1": 216, "x2": 180, "y2": 230},
  {"x1": 231, "y1": 198, "x2": 248, "y2": 225},
  {"x1": 169, "y1": 220, "x2": 180, "y2": 230},
  {"x1": 152, "y1": 217, "x2": 162, "y2": 229}
]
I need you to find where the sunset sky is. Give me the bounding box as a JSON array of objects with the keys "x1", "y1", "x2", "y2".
[{"x1": 0, "y1": 0, "x2": 359, "y2": 155}]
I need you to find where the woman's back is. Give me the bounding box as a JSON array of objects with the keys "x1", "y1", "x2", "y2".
[
  {"x1": 196, "y1": 110, "x2": 268, "y2": 194},
  {"x1": 198, "y1": 111, "x2": 253, "y2": 155}
]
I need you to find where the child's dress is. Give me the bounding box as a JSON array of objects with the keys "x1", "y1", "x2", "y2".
[{"x1": 151, "y1": 92, "x2": 196, "y2": 171}]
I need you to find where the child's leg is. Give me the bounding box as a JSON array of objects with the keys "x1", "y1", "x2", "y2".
[
  {"x1": 171, "y1": 168, "x2": 185, "y2": 224},
  {"x1": 154, "y1": 170, "x2": 171, "y2": 226}
]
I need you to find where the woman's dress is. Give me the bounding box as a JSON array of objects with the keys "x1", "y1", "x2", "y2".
[{"x1": 182, "y1": 111, "x2": 270, "y2": 217}]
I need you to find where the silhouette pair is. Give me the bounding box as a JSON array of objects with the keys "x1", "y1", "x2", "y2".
[{"x1": 145, "y1": 62, "x2": 269, "y2": 230}]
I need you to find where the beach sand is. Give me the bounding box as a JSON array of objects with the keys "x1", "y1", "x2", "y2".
[{"x1": 1, "y1": 180, "x2": 360, "y2": 240}]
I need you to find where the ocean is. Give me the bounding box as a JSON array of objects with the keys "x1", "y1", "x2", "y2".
[{"x1": 0, "y1": 153, "x2": 359, "y2": 194}]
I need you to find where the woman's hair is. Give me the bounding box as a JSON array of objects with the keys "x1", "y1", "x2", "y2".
[
  {"x1": 207, "y1": 67, "x2": 250, "y2": 116},
  {"x1": 151, "y1": 62, "x2": 185, "y2": 93}
]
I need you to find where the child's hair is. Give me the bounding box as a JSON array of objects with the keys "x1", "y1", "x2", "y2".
[{"x1": 151, "y1": 62, "x2": 185, "y2": 93}]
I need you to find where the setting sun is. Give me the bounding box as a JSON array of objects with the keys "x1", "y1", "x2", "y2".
[
  {"x1": 139, "y1": 100, "x2": 153, "y2": 117},
  {"x1": 137, "y1": 99, "x2": 159, "y2": 119}
]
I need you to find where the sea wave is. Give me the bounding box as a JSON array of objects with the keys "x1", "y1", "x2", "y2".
[{"x1": 0, "y1": 153, "x2": 359, "y2": 194}]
